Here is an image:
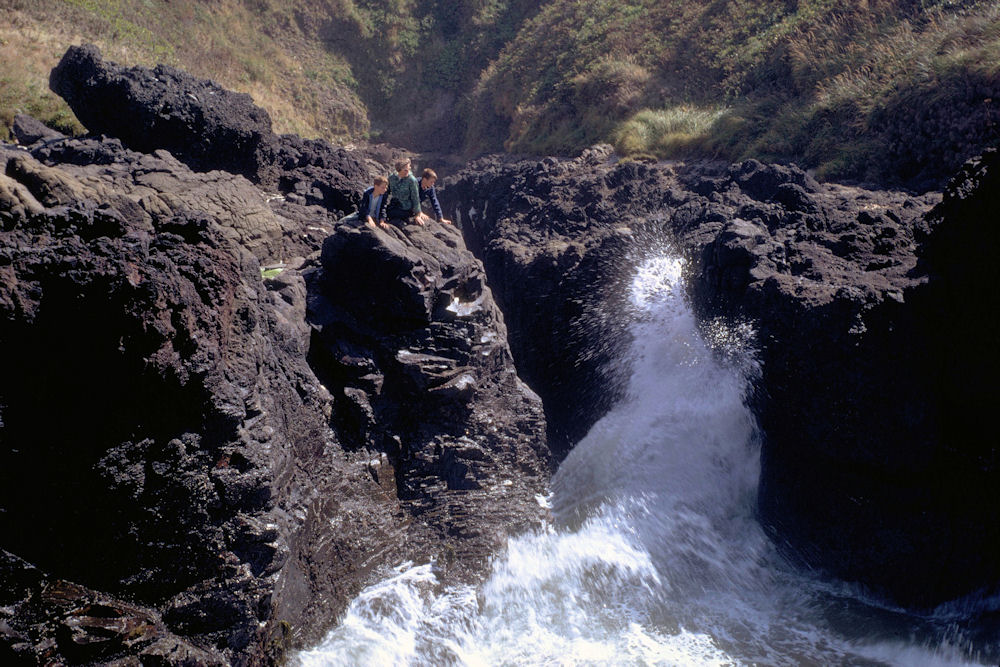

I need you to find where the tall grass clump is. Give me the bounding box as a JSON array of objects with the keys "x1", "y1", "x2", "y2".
[{"x1": 613, "y1": 105, "x2": 729, "y2": 157}]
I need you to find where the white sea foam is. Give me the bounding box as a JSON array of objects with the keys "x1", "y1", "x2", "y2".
[{"x1": 295, "y1": 251, "x2": 994, "y2": 667}]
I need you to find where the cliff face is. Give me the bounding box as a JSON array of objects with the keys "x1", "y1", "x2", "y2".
[
  {"x1": 3, "y1": 40, "x2": 998, "y2": 664},
  {"x1": 0, "y1": 46, "x2": 550, "y2": 665},
  {"x1": 440, "y1": 148, "x2": 999, "y2": 607},
  {"x1": 0, "y1": 139, "x2": 325, "y2": 663}
]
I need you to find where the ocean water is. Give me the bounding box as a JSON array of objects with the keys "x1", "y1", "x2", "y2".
[{"x1": 297, "y1": 253, "x2": 998, "y2": 666}]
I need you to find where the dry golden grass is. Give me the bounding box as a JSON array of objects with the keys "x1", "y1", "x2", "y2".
[
  {"x1": 0, "y1": 10, "x2": 87, "y2": 137},
  {"x1": 0, "y1": 1, "x2": 367, "y2": 142}
]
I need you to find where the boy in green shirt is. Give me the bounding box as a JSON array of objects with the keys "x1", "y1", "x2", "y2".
[{"x1": 386, "y1": 158, "x2": 422, "y2": 226}]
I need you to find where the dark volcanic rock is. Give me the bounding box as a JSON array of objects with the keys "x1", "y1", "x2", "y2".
[
  {"x1": 690, "y1": 151, "x2": 1000, "y2": 607},
  {"x1": 254, "y1": 218, "x2": 552, "y2": 651},
  {"x1": 48, "y1": 44, "x2": 374, "y2": 217},
  {"x1": 273, "y1": 134, "x2": 373, "y2": 215},
  {"x1": 11, "y1": 113, "x2": 65, "y2": 146},
  {"x1": 0, "y1": 140, "x2": 331, "y2": 663},
  {"x1": 0, "y1": 133, "x2": 551, "y2": 664},
  {"x1": 1, "y1": 550, "x2": 222, "y2": 666},
  {"x1": 51, "y1": 44, "x2": 278, "y2": 185},
  {"x1": 442, "y1": 146, "x2": 1000, "y2": 607},
  {"x1": 438, "y1": 146, "x2": 640, "y2": 453}
]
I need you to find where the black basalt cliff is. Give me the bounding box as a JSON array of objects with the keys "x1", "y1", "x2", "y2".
[
  {"x1": 439, "y1": 148, "x2": 999, "y2": 608},
  {"x1": 3, "y1": 41, "x2": 998, "y2": 665},
  {"x1": 1, "y1": 46, "x2": 549, "y2": 665}
]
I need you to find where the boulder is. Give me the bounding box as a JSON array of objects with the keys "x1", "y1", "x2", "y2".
[
  {"x1": 11, "y1": 113, "x2": 65, "y2": 145},
  {"x1": 50, "y1": 44, "x2": 279, "y2": 186},
  {"x1": 48, "y1": 44, "x2": 374, "y2": 216}
]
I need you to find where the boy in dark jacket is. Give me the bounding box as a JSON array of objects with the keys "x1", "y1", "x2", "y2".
[
  {"x1": 358, "y1": 175, "x2": 389, "y2": 228},
  {"x1": 417, "y1": 168, "x2": 452, "y2": 225},
  {"x1": 386, "y1": 158, "x2": 422, "y2": 226}
]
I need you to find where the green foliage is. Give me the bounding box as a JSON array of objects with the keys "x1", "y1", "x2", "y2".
[
  {"x1": 4, "y1": 0, "x2": 997, "y2": 188},
  {"x1": 613, "y1": 106, "x2": 730, "y2": 157},
  {"x1": 2, "y1": 0, "x2": 368, "y2": 143},
  {"x1": 261, "y1": 267, "x2": 284, "y2": 279},
  {"x1": 470, "y1": 0, "x2": 1000, "y2": 188}
]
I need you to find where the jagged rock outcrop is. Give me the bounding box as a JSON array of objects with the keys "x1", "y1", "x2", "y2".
[
  {"x1": 440, "y1": 147, "x2": 999, "y2": 606},
  {"x1": 0, "y1": 140, "x2": 322, "y2": 663},
  {"x1": 49, "y1": 44, "x2": 374, "y2": 216},
  {"x1": 278, "y1": 219, "x2": 552, "y2": 645},
  {"x1": 437, "y1": 146, "x2": 640, "y2": 453},
  {"x1": 688, "y1": 157, "x2": 998, "y2": 607},
  {"x1": 0, "y1": 127, "x2": 550, "y2": 664},
  {"x1": 50, "y1": 44, "x2": 278, "y2": 186}
]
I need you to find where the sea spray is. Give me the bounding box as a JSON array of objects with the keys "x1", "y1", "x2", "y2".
[{"x1": 296, "y1": 251, "x2": 994, "y2": 666}]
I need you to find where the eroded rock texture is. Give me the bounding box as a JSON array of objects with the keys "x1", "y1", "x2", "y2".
[
  {"x1": 0, "y1": 125, "x2": 549, "y2": 663},
  {"x1": 0, "y1": 140, "x2": 334, "y2": 663},
  {"x1": 441, "y1": 147, "x2": 998, "y2": 607}
]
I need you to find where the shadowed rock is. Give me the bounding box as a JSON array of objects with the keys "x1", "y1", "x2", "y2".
[
  {"x1": 1, "y1": 126, "x2": 551, "y2": 663},
  {"x1": 441, "y1": 146, "x2": 999, "y2": 607},
  {"x1": 0, "y1": 550, "x2": 223, "y2": 666}
]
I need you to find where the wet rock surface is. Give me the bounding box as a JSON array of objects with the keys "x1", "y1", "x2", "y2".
[{"x1": 441, "y1": 147, "x2": 998, "y2": 607}]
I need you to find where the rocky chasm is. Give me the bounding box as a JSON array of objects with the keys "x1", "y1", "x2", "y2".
[{"x1": 1, "y1": 44, "x2": 998, "y2": 665}]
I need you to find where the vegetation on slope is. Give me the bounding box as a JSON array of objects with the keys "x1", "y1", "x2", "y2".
[
  {"x1": 1, "y1": 0, "x2": 367, "y2": 142},
  {"x1": 470, "y1": 0, "x2": 1000, "y2": 189},
  {"x1": 2, "y1": 0, "x2": 998, "y2": 189}
]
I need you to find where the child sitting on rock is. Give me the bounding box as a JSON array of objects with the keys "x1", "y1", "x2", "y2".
[
  {"x1": 358, "y1": 175, "x2": 389, "y2": 229},
  {"x1": 416, "y1": 168, "x2": 452, "y2": 225},
  {"x1": 386, "y1": 158, "x2": 422, "y2": 226}
]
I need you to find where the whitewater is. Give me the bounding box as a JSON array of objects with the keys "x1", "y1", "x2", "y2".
[{"x1": 297, "y1": 252, "x2": 997, "y2": 666}]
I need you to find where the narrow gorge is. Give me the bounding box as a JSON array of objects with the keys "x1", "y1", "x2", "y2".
[{"x1": 1, "y1": 45, "x2": 997, "y2": 665}]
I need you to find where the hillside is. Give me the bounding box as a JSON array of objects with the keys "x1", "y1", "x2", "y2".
[
  {"x1": 2, "y1": 0, "x2": 998, "y2": 190},
  {"x1": 469, "y1": 0, "x2": 1000, "y2": 190}
]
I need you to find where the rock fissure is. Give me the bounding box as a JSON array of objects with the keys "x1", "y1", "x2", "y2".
[{"x1": 2, "y1": 43, "x2": 998, "y2": 665}]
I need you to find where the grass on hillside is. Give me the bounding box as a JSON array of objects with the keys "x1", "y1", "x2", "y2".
[
  {"x1": 719, "y1": 0, "x2": 1000, "y2": 185},
  {"x1": 2, "y1": 0, "x2": 996, "y2": 190},
  {"x1": 470, "y1": 0, "x2": 1000, "y2": 188},
  {"x1": 0, "y1": 0, "x2": 368, "y2": 143}
]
